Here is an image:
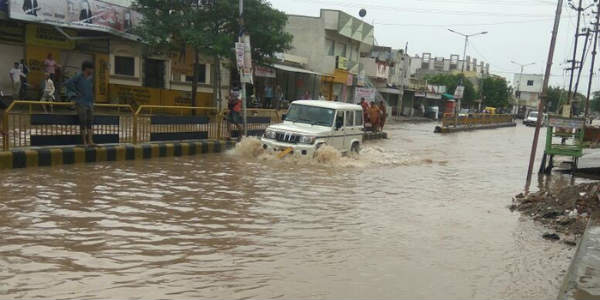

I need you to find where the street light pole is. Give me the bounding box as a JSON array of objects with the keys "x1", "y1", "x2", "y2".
[
  {"x1": 511, "y1": 61, "x2": 536, "y2": 114},
  {"x1": 448, "y1": 29, "x2": 488, "y2": 72}
]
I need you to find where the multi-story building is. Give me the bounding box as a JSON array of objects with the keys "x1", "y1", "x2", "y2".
[
  {"x1": 0, "y1": 0, "x2": 228, "y2": 108},
  {"x1": 285, "y1": 9, "x2": 374, "y2": 102},
  {"x1": 513, "y1": 73, "x2": 543, "y2": 109},
  {"x1": 410, "y1": 53, "x2": 490, "y2": 79}
]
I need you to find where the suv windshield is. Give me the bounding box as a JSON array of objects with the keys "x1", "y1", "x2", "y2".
[
  {"x1": 286, "y1": 104, "x2": 335, "y2": 127},
  {"x1": 529, "y1": 112, "x2": 538, "y2": 118}
]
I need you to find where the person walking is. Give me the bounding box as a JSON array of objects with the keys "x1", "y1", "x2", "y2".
[
  {"x1": 40, "y1": 72, "x2": 55, "y2": 112},
  {"x1": 44, "y1": 53, "x2": 60, "y2": 81},
  {"x1": 9, "y1": 62, "x2": 24, "y2": 100},
  {"x1": 19, "y1": 59, "x2": 29, "y2": 99},
  {"x1": 226, "y1": 94, "x2": 243, "y2": 140},
  {"x1": 274, "y1": 85, "x2": 283, "y2": 109},
  {"x1": 264, "y1": 83, "x2": 273, "y2": 109},
  {"x1": 65, "y1": 61, "x2": 95, "y2": 146}
]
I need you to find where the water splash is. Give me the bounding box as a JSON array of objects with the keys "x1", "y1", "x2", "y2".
[{"x1": 229, "y1": 137, "x2": 437, "y2": 168}]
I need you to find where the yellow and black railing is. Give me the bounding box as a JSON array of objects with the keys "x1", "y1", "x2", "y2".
[
  {"x1": 1, "y1": 101, "x2": 282, "y2": 151},
  {"x1": 441, "y1": 113, "x2": 514, "y2": 128}
]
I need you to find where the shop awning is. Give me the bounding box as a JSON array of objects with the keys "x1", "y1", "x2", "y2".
[
  {"x1": 272, "y1": 64, "x2": 322, "y2": 76},
  {"x1": 378, "y1": 87, "x2": 402, "y2": 95},
  {"x1": 442, "y1": 93, "x2": 455, "y2": 99}
]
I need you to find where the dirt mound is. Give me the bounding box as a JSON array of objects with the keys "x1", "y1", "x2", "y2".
[{"x1": 511, "y1": 182, "x2": 600, "y2": 239}]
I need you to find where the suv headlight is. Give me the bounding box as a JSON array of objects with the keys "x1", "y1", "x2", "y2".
[
  {"x1": 298, "y1": 135, "x2": 316, "y2": 144},
  {"x1": 264, "y1": 129, "x2": 277, "y2": 140}
]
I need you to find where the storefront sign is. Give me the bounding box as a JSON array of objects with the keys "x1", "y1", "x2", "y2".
[
  {"x1": 26, "y1": 24, "x2": 76, "y2": 49},
  {"x1": 9, "y1": 0, "x2": 141, "y2": 38},
  {"x1": 95, "y1": 53, "x2": 109, "y2": 103},
  {"x1": 171, "y1": 48, "x2": 195, "y2": 76},
  {"x1": 255, "y1": 65, "x2": 275, "y2": 78},
  {"x1": 548, "y1": 116, "x2": 584, "y2": 129},
  {"x1": 427, "y1": 84, "x2": 447, "y2": 95},
  {"x1": 454, "y1": 85, "x2": 465, "y2": 99},
  {"x1": 354, "y1": 87, "x2": 376, "y2": 102},
  {"x1": 415, "y1": 92, "x2": 426, "y2": 98},
  {"x1": 336, "y1": 56, "x2": 348, "y2": 70},
  {"x1": 236, "y1": 35, "x2": 253, "y2": 84},
  {"x1": 109, "y1": 84, "x2": 213, "y2": 109}
]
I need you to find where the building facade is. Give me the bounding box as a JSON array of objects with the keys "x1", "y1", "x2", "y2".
[
  {"x1": 513, "y1": 73, "x2": 543, "y2": 108},
  {"x1": 285, "y1": 9, "x2": 374, "y2": 102}
]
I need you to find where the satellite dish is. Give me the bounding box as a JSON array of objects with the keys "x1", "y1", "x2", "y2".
[{"x1": 359, "y1": 8, "x2": 367, "y2": 18}]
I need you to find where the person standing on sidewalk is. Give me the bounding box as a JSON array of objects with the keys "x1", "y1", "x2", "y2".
[
  {"x1": 9, "y1": 62, "x2": 24, "y2": 100},
  {"x1": 65, "y1": 61, "x2": 95, "y2": 146},
  {"x1": 40, "y1": 72, "x2": 55, "y2": 112}
]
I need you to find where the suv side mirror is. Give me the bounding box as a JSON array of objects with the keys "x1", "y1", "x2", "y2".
[{"x1": 281, "y1": 114, "x2": 286, "y2": 121}]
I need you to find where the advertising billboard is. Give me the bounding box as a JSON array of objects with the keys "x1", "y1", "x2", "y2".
[{"x1": 8, "y1": 0, "x2": 141, "y2": 38}]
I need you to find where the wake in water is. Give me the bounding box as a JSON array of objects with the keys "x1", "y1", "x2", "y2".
[{"x1": 228, "y1": 137, "x2": 440, "y2": 168}]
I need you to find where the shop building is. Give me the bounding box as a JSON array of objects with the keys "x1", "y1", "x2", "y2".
[{"x1": 284, "y1": 9, "x2": 374, "y2": 102}]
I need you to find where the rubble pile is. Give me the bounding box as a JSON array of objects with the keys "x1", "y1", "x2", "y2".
[{"x1": 512, "y1": 182, "x2": 600, "y2": 240}]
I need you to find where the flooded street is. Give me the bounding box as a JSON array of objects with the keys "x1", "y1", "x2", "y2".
[{"x1": 0, "y1": 123, "x2": 577, "y2": 299}]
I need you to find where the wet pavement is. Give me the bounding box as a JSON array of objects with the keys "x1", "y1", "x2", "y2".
[{"x1": 0, "y1": 123, "x2": 582, "y2": 299}]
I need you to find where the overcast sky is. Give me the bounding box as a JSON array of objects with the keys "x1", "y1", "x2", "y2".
[{"x1": 269, "y1": 0, "x2": 599, "y2": 92}]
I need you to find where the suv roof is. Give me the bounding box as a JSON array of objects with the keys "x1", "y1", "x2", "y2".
[{"x1": 292, "y1": 100, "x2": 362, "y2": 110}]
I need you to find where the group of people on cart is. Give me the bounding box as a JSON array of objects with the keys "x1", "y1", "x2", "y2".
[{"x1": 359, "y1": 98, "x2": 387, "y2": 132}]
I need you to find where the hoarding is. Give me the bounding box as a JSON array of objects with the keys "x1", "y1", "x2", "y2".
[
  {"x1": 354, "y1": 87, "x2": 376, "y2": 102},
  {"x1": 8, "y1": 0, "x2": 141, "y2": 38}
]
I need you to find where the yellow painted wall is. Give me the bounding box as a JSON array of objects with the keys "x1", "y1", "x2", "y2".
[{"x1": 109, "y1": 84, "x2": 213, "y2": 110}]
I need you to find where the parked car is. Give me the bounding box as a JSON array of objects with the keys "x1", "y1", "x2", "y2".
[{"x1": 261, "y1": 100, "x2": 364, "y2": 157}]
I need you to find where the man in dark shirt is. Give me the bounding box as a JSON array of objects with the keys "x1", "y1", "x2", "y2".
[{"x1": 65, "y1": 61, "x2": 95, "y2": 146}]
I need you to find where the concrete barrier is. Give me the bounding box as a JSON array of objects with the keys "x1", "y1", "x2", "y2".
[
  {"x1": 0, "y1": 139, "x2": 236, "y2": 170},
  {"x1": 558, "y1": 216, "x2": 600, "y2": 300},
  {"x1": 434, "y1": 122, "x2": 516, "y2": 133}
]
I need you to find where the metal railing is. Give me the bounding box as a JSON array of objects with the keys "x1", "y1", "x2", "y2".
[
  {"x1": 133, "y1": 105, "x2": 222, "y2": 144},
  {"x1": 2, "y1": 101, "x2": 134, "y2": 151},
  {"x1": 1, "y1": 101, "x2": 283, "y2": 151},
  {"x1": 441, "y1": 113, "x2": 514, "y2": 128}
]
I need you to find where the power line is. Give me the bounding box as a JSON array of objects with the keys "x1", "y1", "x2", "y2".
[{"x1": 375, "y1": 18, "x2": 559, "y2": 27}]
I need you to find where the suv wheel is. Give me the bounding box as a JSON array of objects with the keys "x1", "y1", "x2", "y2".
[{"x1": 351, "y1": 142, "x2": 360, "y2": 154}]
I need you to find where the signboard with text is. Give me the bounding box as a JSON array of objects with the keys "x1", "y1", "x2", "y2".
[
  {"x1": 354, "y1": 87, "x2": 376, "y2": 102},
  {"x1": 8, "y1": 0, "x2": 141, "y2": 38}
]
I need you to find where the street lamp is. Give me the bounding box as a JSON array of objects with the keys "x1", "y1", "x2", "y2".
[
  {"x1": 511, "y1": 60, "x2": 536, "y2": 114},
  {"x1": 447, "y1": 29, "x2": 488, "y2": 72}
]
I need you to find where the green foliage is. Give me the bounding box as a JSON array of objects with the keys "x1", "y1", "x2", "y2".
[
  {"x1": 481, "y1": 76, "x2": 510, "y2": 108},
  {"x1": 133, "y1": 0, "x2": 292, "y2": 66},
  {"x1": 590, "y1": 91, "x2": 600, "y2": 113},
  {"x1": 425, "y1": 73, "x2": 476, "y2": 104}
]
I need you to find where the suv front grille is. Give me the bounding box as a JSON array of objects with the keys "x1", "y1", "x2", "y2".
[{"x1": 275, "y1": 132, "x2": 300, "y2": 144}]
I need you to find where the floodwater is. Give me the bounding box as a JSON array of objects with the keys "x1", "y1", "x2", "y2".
[{"x1": 0, "y1": 123, "x2": 578, "y2": 299}]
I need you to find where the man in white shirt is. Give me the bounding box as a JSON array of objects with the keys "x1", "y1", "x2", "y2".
[
  {"x1": 9, "y1": 62, "x2": 24, "y2": 99},
  {"x1": 40, "y1": 72, "x2": 55, "y2": 112}
]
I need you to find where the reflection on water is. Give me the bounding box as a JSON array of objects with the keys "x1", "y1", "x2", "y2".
[{"x1": 0, "y1": 123, "x2": 577, "y2": 299}]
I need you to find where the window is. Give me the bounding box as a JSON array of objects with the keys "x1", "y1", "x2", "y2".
[
  {"x1": 527, "y1": 80, "x2": 534, "y2": 86},
  {"x1": 143, "y1": 59, "x2": 165, "y2": 88},
  {"x1": 345, "y1": 111, "x2": 354, "y2": 126},
  {"x1": 185, "y1": 64, "x2": 207, "y2": 83},
  {"x1": 114, "y1": 56, "x2": 135, "y2": 76},
  {"x1": 354, "y1": 111, "x2": 363, "y2": 126},
  {"x1": 335, "y1": 113, "x2": 344, "y2": 129},
  {"x1": 342, "y1": 43, "x2": 347, "y2": 57},
  {"x1": 326, "y1": 39, "x2": 334, "y2": 56}
]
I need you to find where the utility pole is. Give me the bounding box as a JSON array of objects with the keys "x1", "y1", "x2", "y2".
[
  {"x1": 566, "y1": 0, "x2": 585, "y2": 112},
  {"x1": 526, "y1": 0, "x2": 563, "y2": 187},
  {"x1": 585, "y1": 2, "x2": 600, "y2": 121},
  {"x1": 572, "y1": 27, "x2": 591, "y2": 116},
  {"x1": 239, "y1": 0, "x2": 248, "y2": 136},
  {"x1": 511, "y1": 61, "x2": 536, "y2": 114}
]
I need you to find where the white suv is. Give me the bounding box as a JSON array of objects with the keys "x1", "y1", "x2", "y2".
[{"x1": 261, "y1": 100, "x2": 364, "y2": 156}]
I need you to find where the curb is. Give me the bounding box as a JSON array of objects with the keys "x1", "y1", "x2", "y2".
[{"x1": 0, "y1": 140, "x2": 236, "y2": 170}]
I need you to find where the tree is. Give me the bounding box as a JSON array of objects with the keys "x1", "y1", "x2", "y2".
[
  {"x1": 133, "y1": 0, "x2": 292, "y2": 108},
  {"x1": 425, "y1": 73, "x2": 476, "y2": 105},
  {"x1": 591, "y1": 91, "x2": 600, "y2": 113},
  {"x1": 481, "y1": 76, "x2": 511, "y2": 108}
]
